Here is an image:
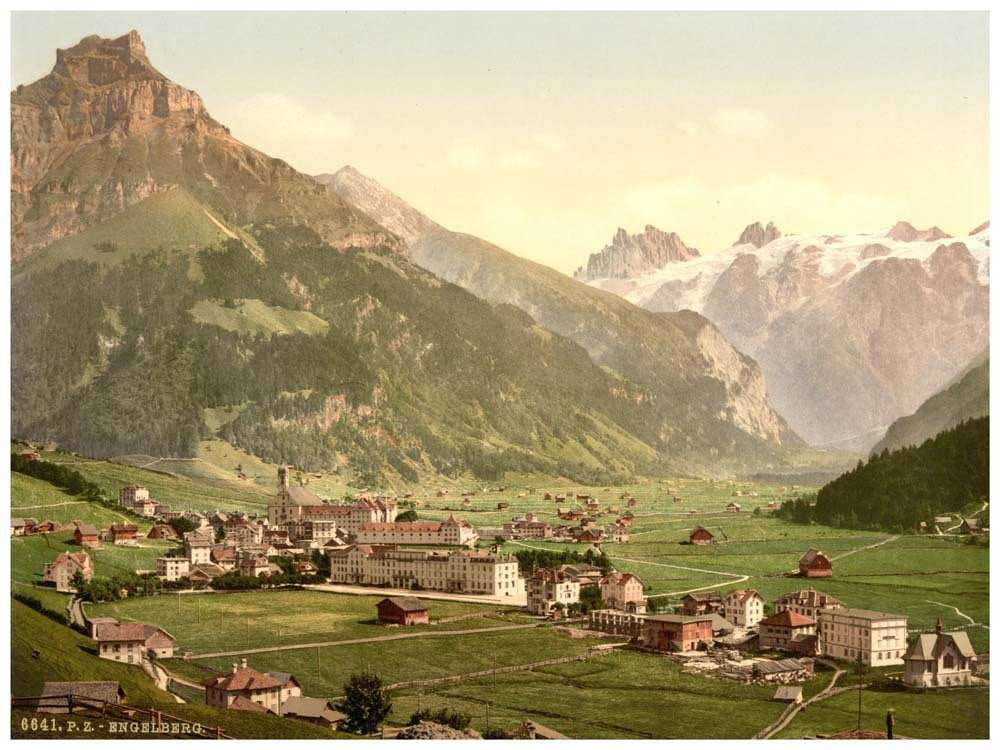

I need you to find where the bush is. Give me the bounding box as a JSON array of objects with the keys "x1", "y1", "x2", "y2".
[{"x1": 408, "y1": 708, "x2": 471, "y2": 730}]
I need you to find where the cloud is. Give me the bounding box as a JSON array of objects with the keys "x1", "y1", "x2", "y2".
[
  {"x1": 674, "y1": 120, "x2": 701, "y2": 137},
  {"x1": 446, "y1": 135, "x2": 489, "y2": 170},
  {"x1": 498, "y1": 150, "x2": 544, "y2": 170},
  {"x1": 709, "y1": 107, "x2": 774, "y2": 138},
  {"x1": 221, "y1": 93, "x2": 353, "y2": 170},
  {"x1": 533, "y1": 132, "x2": 569, "y2": 153}
]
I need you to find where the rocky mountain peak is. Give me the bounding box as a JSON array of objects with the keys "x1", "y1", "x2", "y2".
[
  {"x1": 887, "y1": 220, "x2": 951, "y2": 243},
  {"x1": 735, "y1": 221, "x2": 781, "y2": 248},
  {"x1": 575, "y1": 224, "x2": 699, "y2": 280},
  {"x1": 53, "y1": 30, "x2": 163, "y2": 86}
]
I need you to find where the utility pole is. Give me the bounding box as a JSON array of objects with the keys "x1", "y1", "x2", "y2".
[{"x1": 856, "y1": 656, "x2": 864, "y2": 730}]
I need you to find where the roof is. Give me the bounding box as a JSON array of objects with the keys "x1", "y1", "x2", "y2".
[
  {"x1": 278, "y1": 484, "x2": 326, "y2": 507},
  {"x1": 754, "y1": 658, "x2": 809, "y2": 674},
  {"x1": 905, "y1": 631, "x2": 976, "y2": 661},
  {"x1": 207, "y1": 667, "x2": 282, "y2": 692},
  {"x1": 229, "y1": 695, "x2": 272, "y2": 713},
  {"x1": 820, "y1": 607, "x2": 907, "y2": 622},
  {"x1": 962, "y1": 518, "x2": 982, "y2": 529},
  {"x1": 363, "y1": 521, "x2": 443, "y2": 532},
  {"x1": 50, "y1": 551, "x2": 91, "y2": 568},
  {"x1": 378, "y1": 596, "x2": 428, "y2": 612},
  {"x1": 645, "y1": 614, "x2": 714, "y2": 624},
  {"x1": 683, "y1": 591, "x2": 722, "y2": 602},
  {"x1": 709, "y1": 614, "x2": 736, "y2": 633},
  {"x1": 690, "y1": 526, "x2": 713, "y2": 536},
  {"x1": 41, "y1": 681, "x2": 125, "y2": 704},
  {"x1": 761, "y1": 610, "x2": 817, "y2": 628},
  {"x1": 75, "y1": 524, "x2": 99, "y2": 536},
  {"x1": 96, "y1": 622, "x2": 149, "y2": 643},
  {"x1": 799, "y1": 548, "x2": 829, "y2": 565},
  {"x1": 774, "y1": 686, "x2": 803, "y2": 701},
  {"x1": 775, "y1": 589, "x2": 845, "y2": 609},
  {"x1": 726, "y1": 588, "x2": 763, "y2": 603},
  {"x1": 281, "y1": 696, "x2": 345, "y2": 722},
  {"x1": 266, "y1": 671, "x2": 300, "y2": 687},
  {"x1": 110, "y1": 523, "x2": 138, "y2": 532}
]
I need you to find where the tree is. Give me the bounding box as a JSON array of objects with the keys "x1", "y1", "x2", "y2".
[
  {"x1": 169, "y1": 517, "x2": 197, "y2": 537},
  {"x1": 396, "y1": 509, "x2": 419, "y2": 523},
  {"x1": 335, "y1": 672, "x2": 393, "y2": 735},
  {"x1": 578, "y1": 585, "x2": 605, "y2": 614}
]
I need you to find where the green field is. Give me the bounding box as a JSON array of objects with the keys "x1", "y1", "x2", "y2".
[
  {"x1": 190, "y1": 298, "x2": 329, "y2": 339},
  {"x1": 88, "y1": 589, "x2": 533, "y2": 653}
]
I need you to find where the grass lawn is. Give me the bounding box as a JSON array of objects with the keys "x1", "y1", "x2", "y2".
[
  {"x1": 11, "y1": 529, "x2": 175, "y2": 585},
  {"x1": 9, "y1": 599, "x2": 350, "y2": 739},
  {"x1": 11, "y1": 473, "x2": 135, "y2": 528},
  {"x1": 87, "y1": 589, "x2": 533, "y2": 654},
  {"x1": 774, "y1": 685, "x2": 989, "y2": 739}
]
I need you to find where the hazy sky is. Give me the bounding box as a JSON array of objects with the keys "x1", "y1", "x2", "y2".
[{"x1": 11, "y1": 11, "x2": 989, "y2": 273}]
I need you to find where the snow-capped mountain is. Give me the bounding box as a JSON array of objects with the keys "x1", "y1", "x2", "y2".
[{"x1": 583, "y1": 221, "x2": 990, "y2": 452}]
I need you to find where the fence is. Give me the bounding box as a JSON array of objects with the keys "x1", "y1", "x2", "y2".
[{"x1": 11, "y1": 694, "x2": 232, "y2": 739}]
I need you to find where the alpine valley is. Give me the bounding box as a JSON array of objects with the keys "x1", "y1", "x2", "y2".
[{"x1": 11, "y1": 32, "x2": 832, "y2": 487}]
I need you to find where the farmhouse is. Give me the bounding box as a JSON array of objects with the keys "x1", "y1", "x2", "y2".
[
  {"x1": 109, "y1": 523, "x2": 138, "y2": 544},
  {"x1": 817, "y1": 608, "x2": 908, "y2": 666},
  {"x1": 903, "y1": 620, "x2": 976, "y2": 687},
  {"x1": 599, "y1": 572, "x2": 646, "y2": 613},
  {"x1": 527, "y1": 568, "x2": 581, "y2": 616},
  {"x1": 960, "y1": 518, "x2": 987, "y2": 535},
  {"x1": 146, "y1": 524, "x2": 177, "y2": 540},
  {"x1": 799, "y1": 549, "x2": 833, "y2": 578},
  {"x1": 32, "y1": 520, "x2": 61, "y2": 534},
  {"x1": 723, "y1": 589, "x2": 765, "y2": 627},
  {"x1": 96, "y1": 622, "x2": 175, "y2": 662},
  {"x1": 20, "y1": 450, "x2": 40, "y2": 461},
  {"x1": 328, "y1": 545, "x2": 524, "y2": 596},
  {"x1": 725, "y1": 502, "x2": 741, "y2": 513},
  {"x1": 43, "y1": 551, "x2": 94, "y2": 592},
  {"x1": 357, "y1": 516, "x2": 478, "y2": 546},
  {"x1": 758, "y1": 610, "x2": 818, "y2": 652},
  {"x1": 610, "y1": 522, "x2": 630, "y2": 543},
  {"x1": 281, "y1": 696, "x2": 346, "y2": 729},
  {"x1": 10, "y1": 517, "x2": 34, "y2": 536},
  {"x1": 37, "y1": 681, "x2": 126, "y2": 714},
  {"x1": 689, "y1": 526, "x2": 714, "y2": 545},
  {"x1": 774, "y1": 589, "x2": 845, "y2": 620},
  {"x1": 74, "y1": 524, "x2": 100, "y2": 546},
  {"x1": 204, "y1": 660, "x2": 283, "y2": 714},
  {"x1": 680, "y1": 592, "x2": 723, "y2": 616},
  {"x1": 376, "y1": 596, "x2": 430, "y2": 625},
  {"x1": 640, "y1": 614, "x2": 714, "y2": 653}
]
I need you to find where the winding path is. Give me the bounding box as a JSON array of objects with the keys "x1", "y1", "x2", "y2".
[{"x1": 760, "y1": 659, "x2": 846, "y2": 739}]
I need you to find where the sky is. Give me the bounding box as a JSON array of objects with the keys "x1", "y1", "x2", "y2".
[{"x1": 10, "y1": 11, "x2": 990, "y2": 274}]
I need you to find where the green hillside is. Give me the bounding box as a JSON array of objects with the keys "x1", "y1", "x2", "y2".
[{"x1": 871, "y1": 356, "x2": 989, "y2": 455}]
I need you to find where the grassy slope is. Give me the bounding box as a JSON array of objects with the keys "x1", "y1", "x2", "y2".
[
  {"x1": 190, "y1": 298, "x2": 329, "y2": 338},
  {"x1": 9, "y1": 600, "x2": 344, "y2": 739},
  {"x1": 12, "y1": 529, "x2": 175, "y2": 585}
]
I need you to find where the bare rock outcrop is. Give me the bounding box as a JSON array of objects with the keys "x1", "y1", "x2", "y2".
[
  {"x1": 574, "y1": 225, "x2": 699, "y2": 280},
  {"x1": 395, "y1": 722, "x2": 483, "y2": 740},
  {"x1": 735, "y1": 221, "x2": 781, "y2": 248}
]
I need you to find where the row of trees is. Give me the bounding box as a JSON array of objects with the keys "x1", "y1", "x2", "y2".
[{"x1": 512, "y1": 547, "x2": 612, "y2": 576}]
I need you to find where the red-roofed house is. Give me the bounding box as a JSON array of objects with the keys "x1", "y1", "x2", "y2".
[
  {"x1": 96, "y1": 622, "x2": 175, "y2": 662},
  {"x1": 204, "y1": 659, "x2": 284, "y2": 714},
  {"x1": 689, "y1": 526, "x2": 714, "y2": 545},
  {"x1": 600, "y1": 572, "x2": 646, "y2": 613},
  {"x1": 799, "y1": 549, "x2": 833, "y2": 578},
  {"x1": 146, "y1": 524, "x2": 177, "y2": 540}
]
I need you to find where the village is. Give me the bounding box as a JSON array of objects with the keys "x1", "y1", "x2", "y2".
[{"x1": 10, "y1": 455, "x2": 989, "y2": 738}]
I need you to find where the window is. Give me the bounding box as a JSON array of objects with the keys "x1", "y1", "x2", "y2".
[{"x1": 944, "y1": 654, "x2": 955, "y2": 669}]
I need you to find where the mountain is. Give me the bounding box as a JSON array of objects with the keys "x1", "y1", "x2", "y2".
[
  {"x1": 735, "y1": 221, "x2": 781, "y2": 249},
  {"x1": 11, "y1": 31, "x2": 397, "y2": 266},
  {"x1": 317, "y1": 168, "x2": 849, "y2": 478},
  {"x1": 573, "y1": 225, "x2": 699, "y2": 281},
  {"x1": 870, "y1": 353, "x2": 989, "y2": 455},
  {"x1": 582, "y1": 222, "x2": 989, "y2": 452},
  {"x1": 11, "y1": 31, "x2": 814, "y2": 485}
]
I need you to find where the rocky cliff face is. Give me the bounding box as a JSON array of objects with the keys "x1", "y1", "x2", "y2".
[
  {"x1": 573, "y1": 225, "x2": 699, "y2": 281},
  {"x1": 582, "y1": 224, "x2": 990, "y2": 452},
  {"x1": 735, "y1": 221, "x2": 782, "y2": 248},
  {"x1": 11, "y1": 31, "x2": 397, "y2": 263}
]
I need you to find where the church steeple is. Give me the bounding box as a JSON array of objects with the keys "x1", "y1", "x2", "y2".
[{"x1": 278, "y1": 465, "x2": 289, "y2": 489}]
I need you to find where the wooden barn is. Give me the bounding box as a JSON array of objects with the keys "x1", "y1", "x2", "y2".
[
  {"x1": 377, "y1": 597, "x2": 430, "y2": 626},
  {"x1": 798, "y1": 548, "x2": 832, "y2": 578}
]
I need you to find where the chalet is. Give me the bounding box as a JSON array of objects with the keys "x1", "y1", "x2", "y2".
[
  {"x1": 96, "y1": 622, "x2": 175, "y2": 662},
  {"x1": 799, "y1": 549, "x2": 832, "y2": 578},
  {"x1": 32, "y1": 520, "x2": 61, "y2": 534},
  {"x1": 555, "y1": 494, "x2": 567, "y2": 502},
  {"x1": 723, "y1": 589, "x2": 766, "y2": 627},
  {"x1": 774, "y1": 589, "x2": 845, "y2": 620},
  {"x1": 462, "y1": 498, "x2": 472, "y2": 506},
  {"x1": 689, "y1": 526, "x2": 714, "y2": 545},
  {"x1": 617, "y1": 515, "x2": 634, "y2": 527},
  {"x1": 44, "y1": 551, "x2": 94, "y2": 592},
  {"x1": 558, "y1": 509, "x2": 585, "y2": 521},
  {"x1": 281, "y1": 696, "x2": 345, "y2": 728},
  {"x1": 574, "y1": 528, "x2": 605, "y2": 545},
  {"x1": 767, "y1": 501, "x2": 779, "y2": 509},
  {"x1": 377, "y1": 596, "x2": 430, "y2": 626},
  {"x1": 544, "y1": 493, "x2": 553, "y2": 500},
  {"x1": 640, "y1": 614, "x2": 714, "y2": 652},
  {"x1": 903, "y1": 620, "x2": 976, "y2": 687},
  {"x1": 497, "y1": 502, "x2": 510, "y2": 510},
  {"x1": 960, "y1": 518, "x2": 987, "y2": 536},
  {"x1": 10, "y1": 517, "x2": 34, "y2": 536},
  {"x1": 680, "y1": 592, "x2": 723, "y2": 616},
  {"x1": 146, "y1": 524, "x2": 177, "y2": 540},
  {"x1": 758, "y1": 610, "x2": 818, "y2": 653},
  {"x1": 725, "y1": 502, "x2": 741, "y2": 513},
  {"x1": 109, "y1": 523, "x2": 139, "y2": 544},
  {"x1": 610, "y1": 522, "x2": 630, "y2": 543},
  {"x1": 212, "y1": 546, "x2": 237, "y2": 569},
  {"x1": 576, "y1": 494, "x2": 591, "y2": 501},
  {"x1": 20, "y1": 450, "x2": 40, "y2": 461},
  {"x1": 600, "y1": 572, "x2": 646, "y2": 613},
  {"x1": 74, "y1": 524, "x2": 100, "y2": 547},
  {"x1": 204, "y1": 660, "x2": 284, "y2": 714},
  {"x1": 38, "y1": 681, "x2": 126, "y2": 714}
]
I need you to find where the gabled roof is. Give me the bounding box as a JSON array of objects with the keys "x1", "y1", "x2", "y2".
[
  {"x1": 726, "y1": 588, "x2": 763, "y2": 603},
  {"x1": 962, "y1": 518, "x2": 982, "y2": 529},
  {"x1": 75, "y1": 524, "x2": 99, "y2": 536},
  {"x1": 754, "y1": 658, "x2": 808, "y2": 674},
  {"x1": 281, "y1": 696, "x2": 346, "y2": 722},
  {"x1": 96, "y1": 622, "x2": 150, "y2": 642},
  {"x1": 600, "y1": 572, "x2": 643, "y2": 586},
  {"x1": 206, "y1": 667, "x2": 282, "y2": 693},
  {"x1": 905, "y1": 631, "x2": 976, "y2": 661},
  {"x1": 683, "y1": 591, "x2": 722, "y2": 602},
  {"x1": 266, "y1": 671, "x2": 300, "y2": 688},
  {"x1": 229, "y1": 695, "x2": 272, "y2": 713},
  {"x1": 761, "y1": 610, "x2": 817, "y2": 628},
  {"x1": 278, "y1": 484, "x2": 326, "y2": 507},
  {"x1": 378, "y1": 596, "x2": 428, "y2": 612},
  {"x1": 774, "y1": 686, "x2": 803, "y2": 701},
  {"x1": 775, "y1": 589, "x2": 845, "y2": 609},
  {"x1": 690, "y1": 526, "x2": 713, "y2": 536},
  {"x1": 799, "y1": 548, "x2": 829, "y2": 565}
]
